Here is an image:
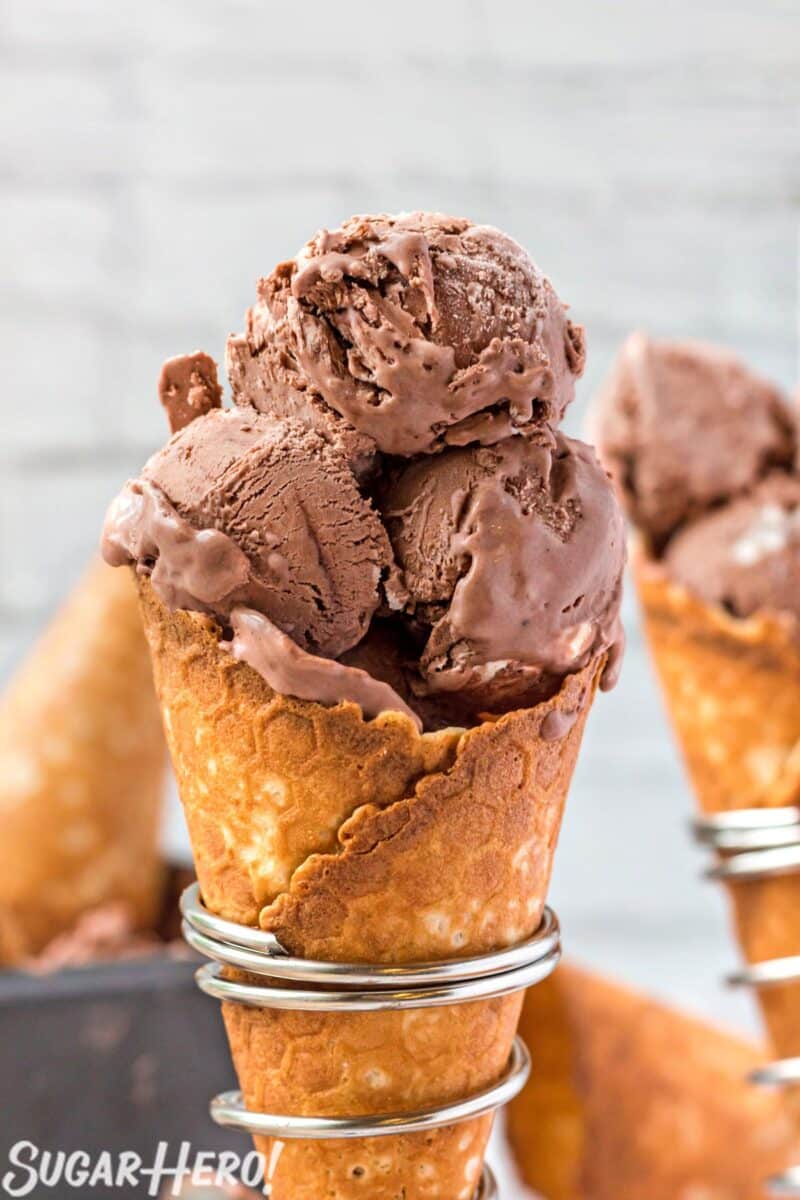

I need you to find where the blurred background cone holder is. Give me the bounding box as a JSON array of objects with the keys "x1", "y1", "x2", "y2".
[
  {"x1": 180, "y1": 882, "x2": 563, "y2": 1199},
  {"x1": 693, "y1": 808, "x2": 800, "y2": 1197}
]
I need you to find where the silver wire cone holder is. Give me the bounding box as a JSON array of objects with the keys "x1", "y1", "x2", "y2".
[
  {"x1": 692, "y1": 807, "x2": 800, "y2": 1196},
  {"x1": 181, "y1": 881, "x2": 561, "y2": 1199}
]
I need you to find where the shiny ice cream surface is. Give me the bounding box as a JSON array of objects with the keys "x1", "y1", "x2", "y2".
[
  {"x1": 594, "y1": 333, "x2": 795, "y2": 549},
  {"x1": 663, "y1": 473, "x2": 800, "y2": 621},
  {"x1": 226, "y1": 211, "x2": 585, "y2": 458},
  {"x1": 104, "y1": 407, "x2": 399, "y2": 660},
  {"x1": 380, "y1": 430, "x2": 626, "y2": 711},
  {"x1": 103, "y1": 212, "x2": 625, "y2": 729}
]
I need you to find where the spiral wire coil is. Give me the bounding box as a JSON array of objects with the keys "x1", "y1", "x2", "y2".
[
  {"x1": 181, "y1": 882, "x2": 562, "y2": 1198},
  {"x1": 692, "y1": 808, "x2": 800, "y2": 1196}
]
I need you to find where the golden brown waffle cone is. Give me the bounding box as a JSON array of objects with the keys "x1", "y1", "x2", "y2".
[
  {"x1": 634, "y1": 548, "x2": 800, "y2": 816},
  {"x1": 635, "y1": 546, "x2": 800, "y2": 1073},
  {"x1": 506, "y1": 961, "x2": 797, "y2": 1199},
  {"x1": 137, "y1": 577, "x2": 603, "y2": 1200},
  {"x1": 0, "y1": 559, "x2": 166, "y2": 963}
]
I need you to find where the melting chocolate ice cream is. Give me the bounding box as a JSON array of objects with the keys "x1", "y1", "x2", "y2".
[
  {"x1": 104, "y1": 212, "x2": 625, "y2": 729},
  {"x1": 594, "y1": 331, "x2": 800, "y2": 625}
]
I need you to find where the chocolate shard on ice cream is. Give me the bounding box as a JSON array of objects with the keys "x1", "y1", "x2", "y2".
[
  {"x1": 102, "y1": 211, "x2": 624, "y2": 1200},
  {"x1": 593, "y1": 331, "x2": 800, "y2": 1128},
  {"x1": 158, "y1": 351, "x2": 223, "y2": 434}
]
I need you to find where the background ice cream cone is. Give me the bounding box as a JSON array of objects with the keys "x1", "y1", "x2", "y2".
[
  {"x1": 634, "y1": 546, "x2": 800, "y2": 1081},
  {"x1": 138, "y1": 577, "x2": 603, "y2": 1199},
  {"x1": 0, "y1": 558, "x2": 166, "y2": 964},
  {"x1": 506, "y1": 961, "x2": 798, "y2": 1199},
  {"x1": 634, "y1": 547, "x2": 800, "y2": 816}
]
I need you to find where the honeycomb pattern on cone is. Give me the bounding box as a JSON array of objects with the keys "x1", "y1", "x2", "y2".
[
  {"x1": 248, "y1": 1120, "x2": 494, "y2": 1200},
  {"x1": 138, "y1": 577, "x2": 462, "y2": 928},
  {"x1": 635, "y1": 548, "x2": 800, "y2": 815},
  {"x1": 137, "y1": 575, "x2": 603, "y2": 1199},
  {"x1": 223, "y1": 1000, "x2": 514, "y2": 1200},
  {"x1": 636, "y1": 547, "x2": 800, "y2": 1116},
  {"x1": 260, "y1": 662, "x2": 596, "y2": 963}
]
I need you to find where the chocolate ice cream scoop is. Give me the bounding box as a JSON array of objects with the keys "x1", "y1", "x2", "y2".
[
  {"x1": 663, "y1": 472, "x2": 800, "y2": 621},
  {"x1": 380, "y1": 430, "x2": 625, "y2": 711},
  {"x1": 103, "y1": 214, "x2": 625, "y2": 730},
  {"x1": 226, "y1": 211, "x2": 585, "y2": 457},
  {"x1": 103, "y1": 407, "x2": 400, "y2": 659},
  {"x1": 594, "y1": 333, "x2": 795, "y2": 547}
]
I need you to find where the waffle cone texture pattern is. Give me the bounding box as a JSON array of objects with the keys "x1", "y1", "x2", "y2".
[
  {"x1": 635, "y1": 546, "x2": 800, "y2": 1075},
  {"x1": 0, "y1": 560, "x2": 166, "y2": 964},
  {"x1": 507, "y1": 962, "x2": 798, "y2": 1199},
  {"x1": 138, "y1": 577, "x2": 603, "y2": 1199}
]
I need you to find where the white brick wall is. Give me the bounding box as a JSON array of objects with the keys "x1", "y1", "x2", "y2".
[{"x1": 2, "y1": 0, "x2": 798, "y2": 1020}]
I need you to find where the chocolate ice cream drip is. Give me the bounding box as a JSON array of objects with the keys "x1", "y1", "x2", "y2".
[
  {"x1": 103, "y1": 211, "x2": 625, "y2": 729},
  {"x1": 102, "y1": 478, "x2": 254, "y2": 613},
  {"x1": 226, "y1": 608, "x2": 421, "y2": 728}
]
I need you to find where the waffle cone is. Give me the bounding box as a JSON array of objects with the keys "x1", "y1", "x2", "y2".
[
  {"x1": 635, "y1": 547, "x2": 800, "y2": 1070},
  {"x1": 506, "y1": 962, "x2": 797, "y2": 1199},
  {"x1": 137, "y1": 577, "x2": 603, "y2": 1199},
  {"x1": 0, "y1": 559, "x2": 166, "y2": 963}
]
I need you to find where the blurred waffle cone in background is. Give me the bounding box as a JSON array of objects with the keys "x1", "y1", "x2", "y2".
[
  {"x1": 0, "y1": 558, "x2": 166, "y2": 964},
  {"x1": 138, "y1": 577, "x2": 604, "y2": 1200},
  {"x1": 507, "y1": 961, "x2": 798, "y2": 1199},
  {"x1": 635, "y1": 546, "x2": 800, "y2": 1093}
]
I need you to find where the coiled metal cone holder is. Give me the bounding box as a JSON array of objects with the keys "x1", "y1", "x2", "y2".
[
  {"x1": 181, "y1": 881, "x2": 562, "y2": 1198},
  {"x1": 692, "y1": 808, "x2": 800, "y2": 1196}
]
